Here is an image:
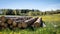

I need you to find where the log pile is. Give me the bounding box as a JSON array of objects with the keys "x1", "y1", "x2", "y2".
[
  {"x1": 18, "y1": 17, "x2": 38, "y2": 29},
  {"x1": 0, "y1": 16, "x2": 45, "y2": 30}
]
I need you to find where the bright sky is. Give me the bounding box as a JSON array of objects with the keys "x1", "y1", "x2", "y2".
[{"x1": 0, "y1": 0, "x2": 60, "y2": 11}]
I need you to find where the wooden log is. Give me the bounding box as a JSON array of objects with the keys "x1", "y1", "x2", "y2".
[
  {"x1": 11, "y1": 21, "x2": 17, "y2": 30},
  {"x1": 25, "y1": 17, "x2": 38, "y2": 26},
  {"x1": 7, "y1": 18, "x2": 13, "y2": 25},
  {"x1": 7, "y1": 19, "x2": 18, "y2": 30},
  {"x1": 0, "y1": 16, "x2": 7, "y2": 29},
  {"x1": 24, "y1": 17, "x2": 32, "y2": 20},
  {"x1": 1, "y1": 22, "x2": 5, "y2": 27},
  {"x1": 21, "y1": 22, "x2": 27, "y2": 29},
  {"x1": 17, "y1": 17, "x2": 38, "y2": 29},
  {"x1": 9, "y1": 25, "x2": 17, "y2": 30},
  {"x1": 4, "y1": 23, "x2": 8, "y2": 28},
  {"x1": 18, "y1": 22, "x2": 22, "y2": 28},
  {"x1": 0, "y1": 22, "x2": 7, "y2": 29},
  {"x1": 21, "y1": 17, "x2": 38, "y2": 28},
  {"x1": 32, "y1": 17, "x2": 44, "y2": 28},
  {"x1": 0, "y1": 16, "x2": 6, "y2": 22},
  {"x1": 32, "y1": 17, "x2": 40, "y2": 28},
  {"x1": 12, "y1": 21, "x2": 17, "y2": 27},
  {"x1": 17, "y1": 20, "x2": 27, "y2": 29}
]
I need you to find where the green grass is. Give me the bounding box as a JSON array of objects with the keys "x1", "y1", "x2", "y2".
[{"x1": 0, "y1": 14, "x2": 60, "y2": 34}]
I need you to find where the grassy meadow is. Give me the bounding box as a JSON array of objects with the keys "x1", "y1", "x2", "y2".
[{"x1": 0, "y1": 14, "x2": 60, "y2": 34}]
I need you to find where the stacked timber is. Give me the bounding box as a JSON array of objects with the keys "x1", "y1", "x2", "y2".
[
  {"x1": 24, "y1": 17, "x2": 38, "y2": 28},
  {"x1": 17, "y1": 17, "x2": 38, "y2": 29},
  {"x1": 0, "y1": 16, "x2": 46, "y2": 30},
  {"x1": 0, "y1": 16, "x2": 7, "y2": 29}
]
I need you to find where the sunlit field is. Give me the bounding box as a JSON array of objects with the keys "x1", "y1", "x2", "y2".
[{"x1": 0, "y1": 14, "x2": 60, "y2": 34}]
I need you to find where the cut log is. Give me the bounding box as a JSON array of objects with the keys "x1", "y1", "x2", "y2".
[
  {"x1": 17, "y1": 17, "x2": 38, "y2": 29},
  {"x1": 7, "y1": 18, "x2": 13, "y2": 25},
  {"x1": 0, "y1": 16, "x2": 6, "y2": 22},
  {"x1": 25, "y1": 17, "x2": 38, "y2": 26},
  {"x1": 21, "y1": 22, "x2": 27, "y2": 29},
  {"x1": 22, "y1": 17, "x2": 38, "y2": 28},
  {"x1": 1, "y1": 22, "x2": 7, "y2": 29},
  {"x1": 33, "y1": 17, "x2": 43, "y2": 28},
  {"x1": 18, "y1": 22, "x2": 22, "y2": 28},
  {"x1": 1, "y1": 22, "x2": 5, "y2": 27},
  {"x1": 12, "y1": 21, "x2": 17, "y2": 27}
]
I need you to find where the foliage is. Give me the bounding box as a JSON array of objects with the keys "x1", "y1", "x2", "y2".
[{"x1": 0, "y1": 9, "x2": 60, "y2": 16}]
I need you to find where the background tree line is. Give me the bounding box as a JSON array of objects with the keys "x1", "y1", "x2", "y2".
[{"x1": 0, "y1": 9, "x2": 60, "y2": 16}]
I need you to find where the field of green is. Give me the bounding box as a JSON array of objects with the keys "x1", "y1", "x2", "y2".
[{"x1": 0, "y1": 14, "x2": 60, "y2": 34}]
